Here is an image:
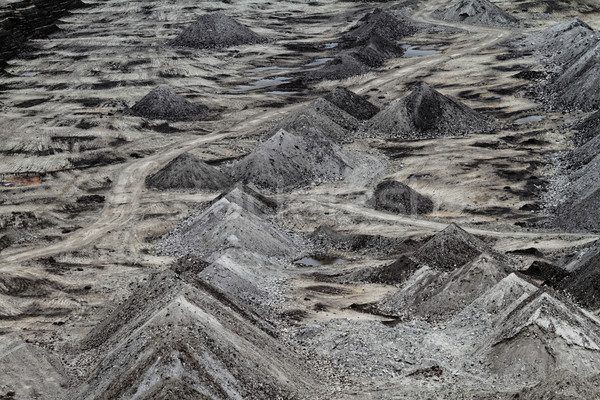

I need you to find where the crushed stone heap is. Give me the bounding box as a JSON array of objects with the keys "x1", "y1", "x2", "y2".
[
  {"x1": 558, "y1": 244, "x2": 600, "y2": 310},
  {"x1": 272, "y1": 98, "x2": 359, "y2": 143},
  {"x1": 365, "y1": 81, "x2": 494, "y2": 140},
  {"x1": 145, "y1": 153, "x2": 232, "y2": 191},
  {"x1": 515, "y1": 19, "x2": 600, "y2": 111},
  {"x1": 342, "y1": 8, "x2": 418, "y2": 43},
  {"x1": 479, "y1": 289, "x2": 600, "y2": 383},
  {"x1": 434, "y1": 0, "x2": 519, "y2": 27},
  {"x1": 413, "y1": 223, "x2": 491, "y2": 270},
  {"x1": 158, "y1": 185, "x2": 298, "y2": 259},
  {"x1": 323, "y1": 87, "x2": 379, "y2": 120},
  {"x1": 72, "y1": 267, "x2": 314, "y2": 400},
  {"x1": 131, "y1": 86, "x2": 211, "y2": 121},
  {"x1": 169, "y1": 12, "x2": 267, "y2": 49},
  {"x1": 369, "y1": 180, "x2": 434, "y2": 215},
  {"x1": 228, "y1": 129, "x2": 356, "y2": 191}
]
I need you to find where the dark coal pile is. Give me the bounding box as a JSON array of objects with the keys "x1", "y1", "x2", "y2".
[
  {"x1": 342, "y1": 8, "x2": 418, "y2": 43},
  {"x1": 413, "y1": 223, "x2": 490, "y2": 270},
  {"x1": 302, "y1": 53, "x2": 372, "y2": 82},
  {"x1": 365, "y1": 82, "x2": 494, "y2": 140},
  {"x1": 552, "y1": 137, "x2": 600, "y2": 232},
  {"x1": 131, "y1": 86, "x2": 211, "y2": 121},
  {"x1": 323, "y1": 87, "x2": 379, "y2": 120},
  {"x1": 572, "y1": 109, "x2": 600, "y2": 147},
  {"x1": 433, "y1": 0, "x2": 519, "y2": 27},
  {"x1": 145, "y1": 153, "x2": 232, "y2": 191},
  {"x1": 516, "y1": 19, "x2": 600, "y2": 111},
  {"x1": 228, "y1": 129, "x2": 356, "y2": 192},
  {"x1": 169, "y1": 12, "x2": 267, "y2": 49},
  {"x1": 272, "y1": 97, "x2": 359, "y2": 139},
  {"x1": 211, "y1": 183, "x2": 278, "y2": 216},
  {"x1": 309, "y1": 225, "x2": 408, "y2": 257},
  {"x1": 521, "y1": 261, "x2": 569, "y2": 287},
  {"x1": 343, "y1": 255, "x2": 419, "y2": 285},
  {"x1": 558, "y1": 245, "x2": 600, "y2": 310},
  {"x1": 369, "y1": 180, "x2": 434, "y2": 215}
]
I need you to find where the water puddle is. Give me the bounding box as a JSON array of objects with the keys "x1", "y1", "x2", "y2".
[
  {"x1": 304, "y1": 57, "x2": 334, "y2": 67},
  {"x1": 266, "y1": 90, "x2": 299, "y2": 95},
  {"x1": 324, "y1": 42, "x2": 339, "y2": 49},
  {"x1": 514, "y1": 115, "x2": 545, "y2": 124},
  {"x1": 20, "y1": 71, "x2": 40, "y2": 77},
  {"x1": 294, "y1": 256, "x2": 348, "y2": 267},
  {"x1": 402, "y1": 45, "x2": 442, "y2": 58},
  {"x1": 231, "y1": 76, "x2": 293, "y2": 93}
]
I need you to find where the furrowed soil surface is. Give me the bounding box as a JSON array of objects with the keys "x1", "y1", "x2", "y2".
[{"x1": 1, "y1": 0, "x2": 600, "y2": 399}]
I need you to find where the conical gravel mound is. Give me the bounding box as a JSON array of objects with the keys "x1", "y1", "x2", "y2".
[
  {"x1": 413, "y1": 223, "x2": 489, "y2": 270},
  {"x1": 323, "y1": 87, "x2": 379, "y2": 120},
  {"x1": 369, "y1": 180, "x2": 434, "y2": 215},
  {"x1": 343, "y1": 8, "x2": 418, "y2": 43},
  {"x1": 131, "y1": 86, "x2": 210, "y2": 121},
  {"x1": 169, "y1": 12, "x2": 267, "y2": 49},
  {"x1": 434, "y1": 0, "x2": 519, "y2": 27},
  {"x1": 366, "y1": 82, "x2": 494, "y2": 140},
  {"x1": 228, "y1": 129, "x2": 356, "y2": 191},
  {"x1": 145, "y1": 153, "x2": 232, "y2": 191}
]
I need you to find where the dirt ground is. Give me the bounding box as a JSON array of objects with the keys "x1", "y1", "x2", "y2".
[{"x1": 1, "y1": 0, "x2": 600, "y2": 398}]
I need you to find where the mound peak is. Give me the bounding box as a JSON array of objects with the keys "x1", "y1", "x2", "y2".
[
  {"x1": 413, "y1": 223, "x2": 489, "y2": 270},
  {"x1": 323, "y1": 87, "x2": 379, "y2": 120},
  {"x1": 158, "y1": 184, "x2": 297, "y2": 258},
  {"x1": 228, "y1": 129, "x2": 355, "y2": 191},
  {"x1": 270, "y1": 99, "x2": 358, "y2": 143},
  {"x1": 370, "y1": 180, "x2": 434, "y2": 215},
  {"x1": 169, "y1": 12, "x2": 267, "y2": 49},
  {"x1": 145, "y1": 153, "x2": 232, "y2": 191},
  {"x1": 366, "y1": 82, "x2": 493, "y2": 140},
  {"x1": 131, "y1": 86, "x2": 210, "y2": 121},
  {"x1": 73, "y1": 269, "x2": 312, "y2": 399},
  {"x1": 435, "y1": 0, "x2": 519, "y2": 27}
]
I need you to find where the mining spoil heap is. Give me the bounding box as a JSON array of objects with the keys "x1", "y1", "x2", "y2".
[
  {"x1": 4, "y1": 0, "x2": 600, "y2": 398},
  {"x1": 365, "y1": 81, "x2": 494, "y2": 139},
  {"x1": 145, "y1": 153, "x2": 232, "y2": 191},
  {"x1": 434, "y1": 0, "x2": 519, "y2": 27},
  {"x1": 169, "y1": 12, "x2": 267, "y2": 49},
  {"x1": 131, "y1": 86, "x2": 212, "y2": 121}
]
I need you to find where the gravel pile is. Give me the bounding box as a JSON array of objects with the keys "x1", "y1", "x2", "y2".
[
  {"x1": 169, "y1": 12, "x2": 267, "y2": 49},
  {"x1": 228, "y1": 129, "x2": 357, "y2": 192},
  {"x1": 558, "y1": 245, "x2": 600, "y2": 310},
  {"x1": 131, "y1": 86, "x2": 211, "y2": 121},
  {"x1": 323, "y1": 87, "x2": 379, "y2": 120},
  {"x1": 572, "y1": 109, "x2": 600, "y2": 146},
  {"x1": 72, "y1": 268, "x2": 314, "y2": 400},
  {"x1": 272, "y1": 98, "x2": 359, "y2": 141},
  {"x1": 342, "y1": 8, "x2": 418, "y2": 43},
  {"x1": 302, "y1": 53, "x2": 372, "y2": 82},
  {"x1": 514, "y1": 370, "x2": 600, "y2": 400},
  {"x1": 157, "y1": 185, "x2": 299, "y2": 258},
  {"x1": 515, "y1": 19, "x2": 600, "y2": 111},
  {"x1": 433, "y1": 0, "x2": 519, "y2": 27},
  {"x1": 364, "y1": 82, "x2": 494, "y2": 140},
  {"x1": 369, "y1": 180, "x2": 434, "y2": 215},
  {"x1": 145, "y1": 153, "x2": 232, "y2": 191},
  {"x1": 481, "y1": 289, "x2": 600, "y2": 383},
  {"x1": 412, "y1": 223, "x2": 491, "y2": 271}
]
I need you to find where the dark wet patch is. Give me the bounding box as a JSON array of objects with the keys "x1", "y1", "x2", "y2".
[
  {"x1": 513, "y1": 70, "x2": 546, "y2": 81},
  {"x1": 305, "y1": 285, "x2": 352, "y2": 295},
  {"x1": 14, "y1": 97, "x2": 52, "y2": 108},
  {"x1": 463, "y1": 206, "x2": 512, "y2": 216}
]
